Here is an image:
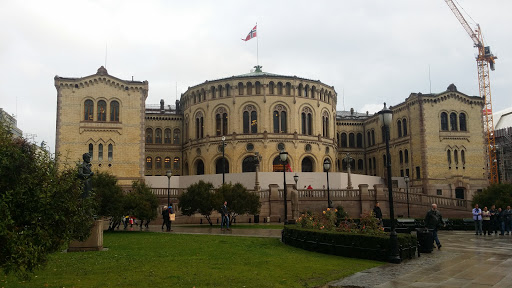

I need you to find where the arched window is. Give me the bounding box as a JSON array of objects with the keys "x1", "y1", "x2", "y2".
[
  {"x1": 349, "y1": 133, "x2": 355, "y2": 148},
  {"x1": 196, "y1": 160, "x2": 205, "y2": 175},
  {"x1": 304, "y1": 85, "x2": 309, "y2": 97},
  {"x1": 242, "y1": 105, "x2": 257, "y2": 134},
  {"x1": 301, "y1": 107, "x2": 313, "y2": 135},
  {"x1": 311, "y1": 86, "x2": 316, "y2": 99},
  {"x1": 461, "y1": 150, "x2": 465, "y2": 165},
  {"x1": 174, "y1": 157, "x2": 180, "y2": 169},
  {"x1": 441, "y1": 112, "x2": 448, "y2": 131},
  {"x1": 164, "y1": 129, "x2": 171, "y2": 144},
  {"x1": 454, "y1": 149, "x2": 459, "y2": 165},
  {"x1": 277, "y1": 82, "x2": 283, "y2": 95},
  {"x1": 216, "y1": 158, "x2": 229, "y2": 174},
  {"x1": 403, "y1": 119, "x2": 408, "y2": 136},
  {"x1": 268, "y1": 82, "x2": 274, "y2": 94},
  {"x1": 301, "y1": 157, "x2": 314, "y2": 172},
  {"x1": 404, "y1": 149, "x2": 409, "y2": 163},
  {"x1": 173, "y1": 129, "x2": 180, "y2": 144},
  {"x1": 367, "y1": 131, "x2": 371, "y2": 147},
  {"x1": 242, "y1": 156, "x2": 257, "y2": 172},
  {"x1": 255, "y1": 82, "x2": 261, "y2": 94},
  {"x1": 218, "y1": 85, "x2": 223, "y2": 97},
  {"x1": 298, "y1": 84, "x2": 303, "y2": 96},
  {"x1": 341, "y1": 133, "x2": 347, "y2": 148},
  {"x1": 146, "y1": 128, "x2": 153, "y2": 144},
  {"x1": 273, "y1": 105, "x2": 287, "y2": 133},
  {"x1": 215, "y1": 108, "x2": 228, "y2": 136},
  {"x1": 156, "y1": 157, "x2": 162, "y2": 169},
  {"x1": 247, "y1": 82, "x2": 253, "y2": 95},
  {"x1": 399, "y1": 150, "x2": 403, "y2": 164},
  {"x1": 368, "y1": 158, "x2": 372, "y2": 173},
  {"x1": 195, "y1": 112, "x2": 204, "y2": 139},
  {"x1": 337, "y1": 132, "x2": 340, "y2": 147},
  {"x1": 397, "y1": 120, "x2": 402, "y2": 137},
  {"x1": 108, "y1": 144, "x2": 113, "y2": 161},
  {"x1": 342, "y1": 159, "x2": 347, "y2": 171},
  {"x1": 98, "y1": 144, "x2": 103, "y2": 161},
  {"x1": 358, "y1": 159, "x2": 364, "y2": 170},
  {"x1": 273, "y1": 156, "x2": 290, "y2": 172},
  {"x1": 146, "y1": 157, "x2": 152, "y2": 169},
  {"x1": 357, "y1": 133, "x2": 363, "y2": 148},
  {"x1": 155, "y1": 128, "x2": 162, "y2": 144},
  {"x1": 164, "y1": 157, "x2": 171, "y2": 169},
  {"x1": 211, "y1": 86, "x2": 216, "y2": 99},
  {"x1": 285, "y1": 82, "x2": 291, "y2": 95},
  {"x1": 238, "y1": 82, "x2": 244, "y2": 95},
  {"x1": 322, "y1": 111, "x2": 330, "y2": 138},
  {"x1": 447, "y1": 149, "x2": 451, "y2": 165},
  {"x1": 97, "y1": 100, "x2": 106, "y2": 121},
  {"x1": 225, "y1": 84, "x2": 231, "y2": 96},
  {"x1": 371, "y1": 130, "x2": 375, "y2": 146},
  {"x1": 459, "y1": 113, "x2": 467, "y2": 131},
  {"x1": 110, "y1": 100, "x2": 119, "y2": 122},
  {"x1": 84, "y1": 100, "x2": 94, "y2": 121},
  {"x1": 202, "y1": 89, "x2": 206, "y2": 101},
  {"x1": 450, "y1": 112, "x2": 458, "y2": 131}
]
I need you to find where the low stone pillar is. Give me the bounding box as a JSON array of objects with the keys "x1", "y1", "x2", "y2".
[
  {"x1": 358, "y1": 184, "x2": 371, "y2": 216},
  {"x1": 291, "y1": 187, "x2": 299, "y2": 220},
  {"x1": 68, "y1": 220, "x2": 103, "y2": 252},
  {"x1": 269, "y1": 184, "x2": 281, "y2": 222}
]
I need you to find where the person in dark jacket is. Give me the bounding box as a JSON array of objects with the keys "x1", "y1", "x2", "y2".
[
  {"x1": 221, "y1": 201, "x2": 230, "y2": 231},
  {"x1": 498, "y1": 207, "x2": 505, "y2": 235},
  {"x1": 373, "y1": 202, "x2": 383, "y2": 225},
  {"x1": 161, "y1": 206, "x2": 168, "y2": 230},
  {"x1": 490, "y1": 205, "x2": 499, "y2": 235},
  {"x1": 425, "y1": 203, "x2": 444, "y2": 249}
]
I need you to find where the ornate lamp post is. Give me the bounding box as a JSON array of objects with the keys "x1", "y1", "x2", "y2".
[
  {"x1": 293, "y1": 173, "x2": 299, "y2": 189},
  {"x1": 323, "y1": 158, "x2": 332, "y2": 208},
  {"x1": 378, "y1": 102, "x2": 401, "y2": 263},
  {"x1": 405, "y1": 176, "x2": 410, "y2": 218},
  {"x1": 279, "y1": 150, "x2": 289, "y2": 224},
  {"x1": 222, "y1": 136, "x2": 226, "y2": 185},
  {"x1": 166, "y1": 170, "x2": 172, "y2": 207}
]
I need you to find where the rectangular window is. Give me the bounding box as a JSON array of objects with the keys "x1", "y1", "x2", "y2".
[
  {"x1": 400, "y1": 169, "x2": 404, "y2": 177},
  {"x1": 406, "y1": 168, "x2": 410, "y2": 177},
  {"x1": 98, "y1": 144, "x2": 103, "y2": 161},
  {"x1": 108, "y1": 144, "x2": 113, "y2": 161},
  {"x1": 416, "y1": 166, "x2": 420, "y2": 180},
  {"x1": 437, "y1": 189, "x2": 442, "y2": 196}
]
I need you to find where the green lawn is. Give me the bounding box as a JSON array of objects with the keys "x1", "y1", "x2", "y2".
[
  {"x1": 182, "y1": 224, "x2": 284, "y2": 229},
  {"x1": 1, "y1": 231, "x2": 382, "y2": 288}
]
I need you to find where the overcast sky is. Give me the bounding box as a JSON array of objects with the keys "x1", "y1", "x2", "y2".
[{"x1": 1, "y1": 0, "x2": 511, "y2": 153}]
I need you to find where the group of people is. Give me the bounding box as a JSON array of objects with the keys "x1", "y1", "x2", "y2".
[
  {"x1": 161, "y1": 205, "x2": 174, "y2": 231},
  {"x1": 472, "y1": 204, "x2": 512, "y2": 236}
]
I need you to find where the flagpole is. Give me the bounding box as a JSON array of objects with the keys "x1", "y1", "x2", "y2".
[{"x1": 256, "y1": 22, "x2": 259, "y2": 67}]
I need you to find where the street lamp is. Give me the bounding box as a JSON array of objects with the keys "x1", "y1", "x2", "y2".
[
  {"x1": 222, "y1": 136, "x2": 226, "y2": 185},
  {"x1": 293, "y1": 173, "x2": 299, "y2": 189},
  {"x1": 279, "y1": 150, "x2": 289, "y2": 224},
  {"x1": 404, "y1": 176, "x2": 410, "y2": 218},
  {"x1": 378, "y1": 102, "x2": 401, "y2": 263},
  {"x1": 323, "y1": 158, "x2": 332, "y2": 208},
  {"x1": 166, "y1": 170, "x2": 172, "y2": 208}
]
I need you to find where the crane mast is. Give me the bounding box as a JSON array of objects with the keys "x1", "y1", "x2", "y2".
[{"x1": 444, "y1": 0, "x2": 498, "y2": 184}]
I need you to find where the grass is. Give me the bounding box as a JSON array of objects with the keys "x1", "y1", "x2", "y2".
[
  {"x1": 1, "y1": 231, "x2": 382, "y2": 288},
  {"x1": 182, "y1": 224, "x2": 284, "y2": 229}
]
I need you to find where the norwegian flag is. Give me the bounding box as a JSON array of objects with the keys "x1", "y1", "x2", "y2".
[{"x1": 242, "y1": 25, "x2": 257, "y2": 41}]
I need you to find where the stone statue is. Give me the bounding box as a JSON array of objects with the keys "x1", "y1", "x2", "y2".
[{"x1": 78, "y1": 153, "x2": 94, "y2": 198}]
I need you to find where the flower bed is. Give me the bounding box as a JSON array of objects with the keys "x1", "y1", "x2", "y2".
[{"x1": 282, "y1": 208, "x2": 417, "y2": 262}]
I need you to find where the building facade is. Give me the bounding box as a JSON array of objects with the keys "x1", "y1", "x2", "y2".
[{"x1": 55, "y1": 67, "x2": 489, "y2": 199}]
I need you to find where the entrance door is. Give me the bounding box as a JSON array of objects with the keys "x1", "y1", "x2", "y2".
[{"x1": 455, "y1": 188, "x2": 465, "y2": 199}]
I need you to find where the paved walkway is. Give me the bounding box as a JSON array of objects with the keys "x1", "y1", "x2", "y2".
[{"x1": 117, "y1": 225, "x2": 512, "y2": 287}]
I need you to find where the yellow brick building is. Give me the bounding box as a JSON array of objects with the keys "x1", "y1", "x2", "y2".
[{"x1": 55, "y1": 67, "x2": 488, "y2": 198}]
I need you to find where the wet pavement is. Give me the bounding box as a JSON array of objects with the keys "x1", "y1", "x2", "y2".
[{"x1": 117, "y1": 225, "x2": 512, "y2": 288}]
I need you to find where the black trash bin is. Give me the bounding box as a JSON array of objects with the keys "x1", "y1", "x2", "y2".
[
  {"x1": 254, "y1": 215, "x2": 259, "y2": 224},
  {"x1": 416, "y1": 228, "x2": 433, "y2": 253}
]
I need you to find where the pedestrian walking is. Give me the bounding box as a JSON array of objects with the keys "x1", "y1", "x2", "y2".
[
  {"x1": 498, "y1": 208, "x2": 506, "y2": 235},
  {"x1": 472, "y1": 204, "x2": 483, "y2": 235},
  {"x1": 161, "y1": 206, "x2": 168, "y2": 230},
  {"x1": 425, "y1": 203, "x2": 444, "y2": 250},
  {"x1": 221, "y1": 201, "x2": 230, "y2": 231},
  {"x1": 482, "y1": 206, "x2": 491, "y2": 235},
  {"x1": 373, "y1": 202, "x2": 383, "y2": 225},
  {"x1": 504, "y1": 206, "x2": 512, "y2": 235},
  {"x1": 168, "y1": 205, "x2": 174, "y2": 231}
]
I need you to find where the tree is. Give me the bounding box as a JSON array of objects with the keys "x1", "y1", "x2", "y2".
[
  {"x1": 215, "y1": 183, "x2": 261, "y2": 224},
  {"x1": 0, "y1": 123, "x2": 95, "y2": 278},
  {"x1": 472, "y1": 184, "x2": 512, "y2": 209},
  {"x1": 178, "y1": 180, "x2": 217, "y2": 225},
  {"x1": 124, "y1": 181, "x2": 159, "y2": 225},
  {"x1": 92, "y1": 171, "x2": 125, "y2": 230}
]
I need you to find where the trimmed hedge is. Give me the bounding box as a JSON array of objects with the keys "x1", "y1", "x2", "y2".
[{"x1": 282, "y1": 225, "x2": 417, "y2": 262}]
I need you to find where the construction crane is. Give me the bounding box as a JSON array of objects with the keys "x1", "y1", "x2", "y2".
[{"x1": 445, "y1": 0, "x2": 498, "y2": 184}]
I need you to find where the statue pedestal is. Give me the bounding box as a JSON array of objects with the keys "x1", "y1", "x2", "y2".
[{"x1": 68, "y1": 220, "x2": 104, "y2": 252}]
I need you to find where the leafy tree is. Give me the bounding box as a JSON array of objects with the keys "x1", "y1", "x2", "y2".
[
  {"x1": 472, "y1": 184, "x2": 512, "y2": 209},
  {"x1": 215, "y1": 183, "x2": 261, "y2": 224},
  {"x1": 124, "y1": 181, "x2": 159, "y2": 225},
  {"x1": 178, "y1": 180, "x2": 217, "y2": 225},
  {"x1": 92, "y1": 171, "x2": 125, "y2": 230},
  {"x1": 0, "y1": 123, "x2": 95, "y2": 278}
]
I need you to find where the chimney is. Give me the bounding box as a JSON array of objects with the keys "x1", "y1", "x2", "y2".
[
  {"x1": 350, "y1": 108, "x2": 354, "y2": 115},
  {"x1": 160, "y1": 99, "x2": 165, "y2": 113}
]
